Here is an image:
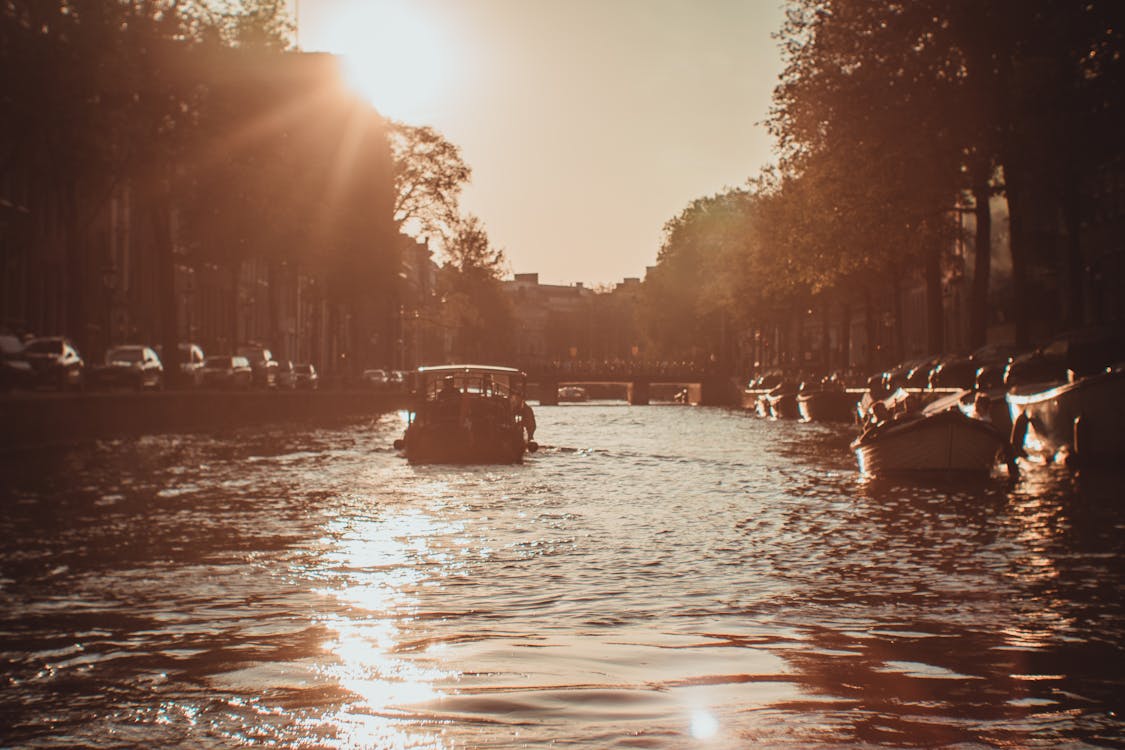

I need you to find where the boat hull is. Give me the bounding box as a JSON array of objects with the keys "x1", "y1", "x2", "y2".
[
  {"x1": 798, "y1": 390, "x2": 860, "y2": 423},
  {"x1": 767, "y1": 392, "x2": 800, "y2": 419},
  {"x1": 403, "y1": 423, "x2": 527, "y2": 464},
  {"x1": 742, "y1": 388, "x2": 770, "y2": 415},
  {"x1": 1006, "y1": 366, "x2": 1125, "y2": 463},
  {"x1": 851, "y1": 409, "x2": 1006, "y2": 475}
]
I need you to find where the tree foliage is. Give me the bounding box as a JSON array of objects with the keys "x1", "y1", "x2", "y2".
[
  {"x1": 3, "y1": 0, "x2": 406, "y2": 372},
  {"x1": 641, "y1": 0, "x2": 1124, "y2": 370},
  {"x1": 437, "y1": 214, "x2": 512, "y2": 362},
  {"x1": 389, "y1": 122, "x2": 472, "y2": 244}
]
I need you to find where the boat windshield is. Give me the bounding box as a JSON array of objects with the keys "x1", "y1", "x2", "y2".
[{"x1": 421, "y1": 370, "x2": 521, "y2": 401}]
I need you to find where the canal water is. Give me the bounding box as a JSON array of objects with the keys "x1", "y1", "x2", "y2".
[{"x1": 1, "y1": 405, "x2": 1122, "y2": 748}]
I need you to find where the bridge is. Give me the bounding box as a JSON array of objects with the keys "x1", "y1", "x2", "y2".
[{"x1": 522, "y1": 367, "x2": 742, "y2": 406}]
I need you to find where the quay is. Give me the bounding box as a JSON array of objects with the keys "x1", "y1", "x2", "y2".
[{"x1": 0, "y1": 390, "x2": 410, "y2": 451}]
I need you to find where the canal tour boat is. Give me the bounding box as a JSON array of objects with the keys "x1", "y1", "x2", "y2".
[
  {"x1": 852, "y1": 389, "x2": 1012, "y2": 476},
  {"x1": 393, "y1": 365, "x2": 538, "y2": 464}
]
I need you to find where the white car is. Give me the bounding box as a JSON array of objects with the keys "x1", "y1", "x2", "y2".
[{"x1": 361, "y1": 369, "x2": 388, "y2": 388}]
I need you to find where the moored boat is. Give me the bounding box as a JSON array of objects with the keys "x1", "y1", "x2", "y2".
[
  {"x1": 852, "y1": 390, "x2": 1010, "y2": 476},
  {"x1": 797, "y1": 389, "x2": 861, "y2": 423},
  {"x1": 1007, "y1": 364, "x2": 1125, "y2": 465},
  {"x1": 394, "y1": 365, "x2": 537, "y2": 464},
  {"x1": 743, "y1": 372, "x2": 783, "y2": 416},
  {"x1": 766, "y1": 380, "x2": 800, "y2": 419},
  {"x1": 1003, "y1": 328, "x2": 1125, "y2": 466},
  {"x1": 557, "y1": 385, "x2": 589, "y2": 402}
]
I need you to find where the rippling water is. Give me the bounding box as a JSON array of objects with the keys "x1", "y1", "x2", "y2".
[{"x1": 1, "y1": 405, "x2": 1122, "y2": 748}]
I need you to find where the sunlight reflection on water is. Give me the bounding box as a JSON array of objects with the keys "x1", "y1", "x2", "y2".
[{"x1": 0, "y1": 406, "x2": 1121, "y2": 748}]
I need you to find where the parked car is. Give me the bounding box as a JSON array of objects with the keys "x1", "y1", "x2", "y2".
[
  {"x1": 201, "y1": 355, "x2": 253, "y2": 389},
  {"x1": 361, "y1": 368, "x2": 388, "y2": 389},
  {"x1": 156, "y1": 343, "x2": 206, "y2": 387},
  {"x1": 91, "y1": 345, "x2": 164, "y2": 391},
  {"x1": 277, "y1": 360, "x2": 297, "y2": 389},
  {"x1": 293, "y1": 363, "x2": 318, "y2": 390},
  {"x1": 389, "y1": 370, "x2": 409, "y2": 390},
  {"x1": 0, "y1": 330, "x2": 33, "y2": 392},
  {"x1": 236, "y1": 344, "x2": 279, "y2": 388},
  {"x1": 24, "y1": 336, "x2": 85, "y2": 390}
]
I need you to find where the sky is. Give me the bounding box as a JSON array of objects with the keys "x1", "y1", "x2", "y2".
[{"x1": 295, "y1": 0, "x2": 787, "y2": 286}]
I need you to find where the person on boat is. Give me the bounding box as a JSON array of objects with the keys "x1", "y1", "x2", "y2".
[
  {"x1": 520, "y1": 400, "x2": 537, "y2": 441},
  {"x1": 438, "y1": 376, "x2": 460, "y2": 402}
]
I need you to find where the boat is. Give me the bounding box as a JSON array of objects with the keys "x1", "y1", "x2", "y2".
[
  {"x1": 797, "y1": 378, "x2": 861, "y2": 423},
  {"x1": 557, "y1": 385, "x2": 589, "y2": 402},
  {"x1": 742, "y1": 372, "x2": 782, "y2": 416},
  {"x1": 852, "y1": 389, "x2": 1011, "y2": 476},
  {"x1": 1007, "y1": 364, "x2": 1125, "y2": 466},
  {"x1": 752, "y1": 393, "x2": 771, "y2": 417},
  {"x1": 1003, "y1": 328, "x2": 1125, "y2": 466},
  {"x1": 393, "y1": 365, "x2": 538, "y2": 464},
  {"x1": 765, "y1": 380, "x2": 800, "y2": 419},
  {"x1": 797, "y1": 389, "x2": 860, "y2": 422}
]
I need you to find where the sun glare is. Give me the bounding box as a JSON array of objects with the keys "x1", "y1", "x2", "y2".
[{"x1": 325, "y1": 1, "x2": 447, "y2": 122}]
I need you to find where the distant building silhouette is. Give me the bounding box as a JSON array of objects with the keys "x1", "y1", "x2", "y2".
[{"x1": 504, "y1": 273, "x2": 642, "y2": 369}]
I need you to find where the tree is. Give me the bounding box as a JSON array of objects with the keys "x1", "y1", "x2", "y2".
[
  {"x1": 437, "y1": 214, "x2": 512, "y2": 362},
  {"x1": 769, "y1": 0, "x2": 970, "y2": 355},
  {"x1": 1, "y1": 0, "x2": 219, "y2": 372},
  {"x1": 641, "y1": 190, "x2": 758, "y2": 365},
  {"x1": 771, "y1": 0, "x2": 1125, "y2": 347},
  {"x1": 390, "y1": 123, "x2": 471, "y2": 244}
]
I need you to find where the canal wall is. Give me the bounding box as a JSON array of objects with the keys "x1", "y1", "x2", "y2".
[{"x1": 0, "y1": 390, "x2": 410, "y2": 451}]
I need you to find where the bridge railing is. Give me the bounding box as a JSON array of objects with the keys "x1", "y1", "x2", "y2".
[{"x1": 521, "y1": 362, "x2": 726, "y2": 382}]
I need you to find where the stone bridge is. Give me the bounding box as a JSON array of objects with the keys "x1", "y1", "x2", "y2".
[{"x1": 523, "y1": 368, "x2": 742, "y2": 406}]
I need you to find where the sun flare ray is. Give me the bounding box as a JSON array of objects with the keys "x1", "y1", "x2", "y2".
[{"x1": 319, "y1": 1, "x2": 448, "y2": 123}]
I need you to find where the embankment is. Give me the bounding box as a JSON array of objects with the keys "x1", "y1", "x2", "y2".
[{"x1": 0, "y1": 390, "x2": 410, "y2": 451}]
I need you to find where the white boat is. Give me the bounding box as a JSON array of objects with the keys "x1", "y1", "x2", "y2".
[
  {"x1": 1007, "y1": 364, "x2": 1125, "y2": 465},
  {"x1": 852, "y1": 390, "x2": 1010, "y2": 476},
  {"x1": 557, "y1": 385, "x2": 589, "y2": 402}
]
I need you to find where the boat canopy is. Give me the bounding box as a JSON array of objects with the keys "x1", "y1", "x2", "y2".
[{"x1": 415, "y1": 364, "x2": 527, "y2": 400}]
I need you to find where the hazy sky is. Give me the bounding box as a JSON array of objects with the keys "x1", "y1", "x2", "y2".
[{"x1": 296, "y1": 0, "x2": 787, "y2": 286}]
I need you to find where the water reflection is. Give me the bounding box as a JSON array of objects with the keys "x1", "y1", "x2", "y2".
[
  {"x1": 0, "y1": 409, "x2": 1121, "y2": 747},
  {"x1": 768, "y1": 456, "x2": 1124, "y2": 747},
  {"x1": 314, "y1": 508, "x2": 457, "y2": 747}
]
